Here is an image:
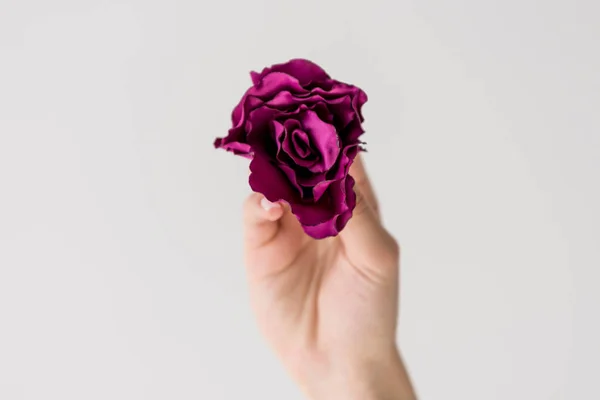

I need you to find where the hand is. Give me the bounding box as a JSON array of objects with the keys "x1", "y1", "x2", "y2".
[{"x1": 243, "y1": 156, "x2": 416, "y2": 400}]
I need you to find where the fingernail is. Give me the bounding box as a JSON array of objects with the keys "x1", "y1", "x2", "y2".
[{"x1": 261, "y1": 197, "x2": 279, "y2": 211}]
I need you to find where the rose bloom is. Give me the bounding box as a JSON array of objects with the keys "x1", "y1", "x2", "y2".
[{"x1": 214, "y1": 59, "x2": 367, "y2": 239}]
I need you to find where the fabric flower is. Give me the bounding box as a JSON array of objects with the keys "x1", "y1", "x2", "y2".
[{"x1": 214, "y1": 59, "x2": 368, "y2": 239}]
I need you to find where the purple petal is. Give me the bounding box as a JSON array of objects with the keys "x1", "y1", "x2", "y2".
[
  {"x1": 300, "y1": 176, "x2": 356, "y2": 239},
  {"x1": 246, "y1": 106, "x2": 285, "y2": 153},
  {"x1": 272, "y1": 123, "x2": 307, "y2": 198},
  {"x1": 310, "y1": 102, "x2": 335, "y2": 124},
  {"x1": 291, "y1": 130, "x2": 311, "y2": 158},
  {"x1": 250, "y1": 71, "x2": 261, "y2": 85},
  {"x1": 333, "y1": 175, "x2": 356, "y2": 214},
  {"x1": 327, "y1": 95, "x2": 356, "y2": 128},
  {"x1": 249, "y1": 156, "x2": 300, "y2": 204},
  {"x1": 254, "y1": 59, "x2": 330, "y2": 86},
  {"x1": 326, "y1": 144, "x2": 359, "y2": 181},
  {"x1": 300, "y1": 110, "x2": 340, "y2": 172},
  {"x1": 213, "y1": 137, "x2": 252, "y2": 157},
  {"x1": 273, "y1": 119, "x2": 318, "y2": 170},
  {"x1": 335, "y1": 175, "x2": 357, "y2": 232},
  {"x1": 296, "y1": 171, "x2": 326, "y2": 187},
  {"x1": 291, "y1": 201, "x2": 334, "y2": 227},
  {"x1": 292, "y1": 176, "x2": 350, "y2": 226},
  {"x1": 282, "y1": 118, "x2": 302, "y2": 131},
  {"x1": 249, "y1": 72, "x2": 308, "y2": 100},
  {"x1": 230, "y1": 74, "x2": 309, "y2": 133},
  {"x1": 281, "y1": 128, "x2": 319, "y2": 169},
  {"x1": 312, "y1": 84, "x2": 368, "y2": 122},
  {"x1": 276, "y1": 120, "x2": 318, "y2": 169},
  {"x1": 335, "y1": 208, "x2": 353, "y2": 233},
  {"x1": 342, "y1": 117, "x2": 366, "y2": 144},
  {"x1": 267, "y1": 92, "x2": 354, "y2": 127},
  {"x1": 312, "y1": 179, "x2": 334, "y2": 202},
  {"x1": 214, "y1": 126, "x2": 253, "y2": 157},
  {"x1": 279, "y1": 163, "x2": 305, "y2": 198},
  {"x1": 306, "y1": 144, "x2": 358, "y2": 201},
  {"x1": 231, "y1": 95, "x2": 263, "y2": 128},
  {"x1": 352, "y1": 87, "x2": 368, "y2": 123},
  {"x1": 301, "y1": 216, "x2": 339, "y2": 239},
  {"x1": 273, "y1": 120, "x2": 287, "y2": 158}
]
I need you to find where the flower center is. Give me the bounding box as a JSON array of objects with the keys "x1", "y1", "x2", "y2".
[{"x1": 291, "y1": 129, "x2": 313, "y2": 159}]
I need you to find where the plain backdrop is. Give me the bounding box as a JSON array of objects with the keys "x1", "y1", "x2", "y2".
[{"x1": 1, "y1": 1, "x2": 598, "y2": 399}]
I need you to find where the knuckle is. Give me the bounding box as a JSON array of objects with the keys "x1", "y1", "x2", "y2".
[
  {"x1": 243, "y1": 192, "x2": 262, "y2": 214},
  {"x1": 353, "y1": 189, "x2": 370, "y2": 216},
  {"x1": 380, "y1": 234, "x2": 401, "y2": 267},
  {"x1": 389, "y1": 238, "x2": 401, "y2": 260}
]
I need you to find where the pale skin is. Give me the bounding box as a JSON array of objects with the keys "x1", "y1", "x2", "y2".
[{"x1": 243, "y1": 155, "x2": 417, "y2": 400}]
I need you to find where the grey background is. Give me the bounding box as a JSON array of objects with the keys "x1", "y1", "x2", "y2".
[{"x1": 0, "y1": 1, "x2": 598, "y2": 399}]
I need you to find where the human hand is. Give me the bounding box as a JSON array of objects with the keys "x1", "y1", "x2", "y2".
[{"x1": 243, "y1": 156, "x2": 415, "y2": 400}]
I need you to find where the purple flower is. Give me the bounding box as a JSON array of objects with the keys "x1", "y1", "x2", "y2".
[{"x1": 214, "y1": 59, "x2": 368, "y2": 239}]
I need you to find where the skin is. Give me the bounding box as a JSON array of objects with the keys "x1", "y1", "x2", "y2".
[{"x1": 243, "y1": 155, "x2": 417, "y2": 400}]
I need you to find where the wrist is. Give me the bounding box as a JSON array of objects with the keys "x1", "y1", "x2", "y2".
[{"x1": 299, "y1": 348, "x2": 416, "y2": 400}]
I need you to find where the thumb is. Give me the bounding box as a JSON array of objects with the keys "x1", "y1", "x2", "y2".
[
  {"x1": 339, "y1": 188, "x2": 399, "y2": 274},
  {"x1": 243, "y1": 192, "x2": 285, "y2": 249},
  {"x1": 243, "y1": 193, "x2": 306, "y2": 278}
]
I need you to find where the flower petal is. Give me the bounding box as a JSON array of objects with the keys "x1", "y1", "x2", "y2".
[
  {"x1": 326, "y1": 144, "x2": 359, "y2": 181},
  {"x1": 250, "y1": 71, "x2": 261, "y2": 85},
  {"x1": 231, "y1": 95, "x2": 263, "y2": 128},
  {"x1": 213, "y1": 125, "x2": 253, "y2": 157},
  {"x1": 334, "y1": 175, "x2": 356, "y2": 232},
  {"x1": 301, "y1": 217, "x2": 339, "y2": 239},
  {"x1": 312, "y1": 84, "x2": 368, "y2": 122},
  {"x1": 291, "y1": 201, "x2": 334, "y2": 227},
  {"x1": 213, "y1": 137, "x2": 252, "y2": 157},
  {"x1": 250, "y1": 72, "x2": 308, "y2": 100},
  {"x1": 300, "y1": 110, "x2": 340, "y2": 172},
  {"x1": 249, "y1": 156, "x2": 300, "y2": 204},
  {"x1": 304, "y1": 144, "x2": 358, "y2": 201},
  {"x1": 278, "y1": 163, "x2": 306, "y2": 198},
  {"x1": 277, "y1": 121, "x2": 319, "y2": 169},
  {"x1": 253, "y1": 59, "x2": 330, "y2": 86},
  {"x1": 342, "y1": 116, "x2": 366, "y2": 144},
  {"x1": 267, "y1": 92, "x2": 354, "y2": 127},
  {"x1": 300, "y1": 175, "x2": 356, "y2": 238},
  {"x1": 246, "y1": 106, "x2": 285, "y2": 154},
  {"x1": 296, "y1": 171, "x2": 326, "y2": 187},
  {"x1": 291, "y1": 129, "x2": 311, "y2": 158}
]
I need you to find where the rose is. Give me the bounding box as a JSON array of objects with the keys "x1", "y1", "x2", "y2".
[{"x1": 214, "y1": 59, "x2": 368, "y2": 239}]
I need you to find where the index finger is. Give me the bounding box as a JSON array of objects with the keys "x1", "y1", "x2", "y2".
[{"x1": 350, "y1": 154, "x2": 380, "y2": 218}]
